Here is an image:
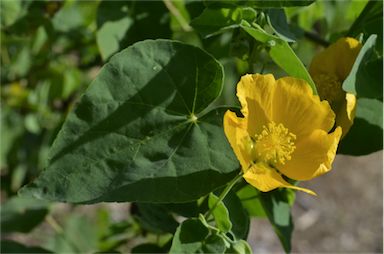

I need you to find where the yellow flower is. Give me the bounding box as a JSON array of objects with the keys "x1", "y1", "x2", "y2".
[
  {"x1": 309, "y1": 37, "x2": 362, "y2": 137},
  {"x1": 224, "y1": 74, "x2": 342, "y2": 195}
]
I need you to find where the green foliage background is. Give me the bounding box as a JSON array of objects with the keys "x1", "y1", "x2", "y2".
[{"x1": 1, "y1": 0, "x2": 382, "y2": 253}]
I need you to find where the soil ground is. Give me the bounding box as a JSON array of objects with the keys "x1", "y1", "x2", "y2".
[{"x1": 248, "y1": 151, "x2": 383, "y2": 253}]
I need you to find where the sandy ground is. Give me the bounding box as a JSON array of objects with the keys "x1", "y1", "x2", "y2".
[{"x1": 248, "y1": 151, "x2": 383, "y2": 253}]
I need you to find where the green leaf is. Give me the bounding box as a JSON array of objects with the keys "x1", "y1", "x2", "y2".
[
  {"x1": 241, "y1": 23, "x2": 317, "y2": 94},
  {"x1": 208, "y1": 193, "x2": 232, "y2": 233},
  {"x1": 201, "y1": 233, "x2": 227, "y2": 253},
  {"x1": 228, "y1": 239, "x2": 253, "y2": 254},
  {"x1": 0, "y1": 107, "x2": 25, "y2": 168},
  {"x1": 19, "y1": 39, "x2": 238, "y2": 203},
  {"x1": 170, "y1": 215, "x2": 251, "y2": 254},
  {"x1": 133, "y1": 203, "x2": 179, "y2": 234},
  {"x1": 51, "y1": 1, "x2": 98, "y2": 32},
  {"x1": 204, "y1": 0, "x2": 314, "y2": 8},
  {"x1": 260, "y1": 189, "x2": 294, "y2": 253},
  {"x1": 236, "y1": 185, "x2": 266, "y2": 217},
  {"x1": 166, "y1": 201, "x2": 200, "y2": 218},
  {"x1": 190, "y1": 7, "x2": 256, "y2": 38},
  {"x1": 122, "y1": 1, "x2": 172, "y2": 46},
  {"x1": 252, "y1": 0, "x2": 315, "y2": 8},
  {"x1": 223, "y1": 190, "x2": 250, "y2": 239},
  {"x1": 131, "y1": 243, "x2": 164, "y2": 253},
  {"x1": 0, "y1": 0, "x2": 27, "y2": 27},
  {"x1": 1, "y1": 196, "x2": 49, "y2": 233},
  {"x1": 45, "y1": 214, "x2": 99, "y2": 253},
  {"x1": 31, "y1": 25, "x2": 48, "y2": 55},
  {"x1": 191, "y1": 7, "x2": 316, "y2": 93},
  {"x1": 169, "y1": 218, "x2": 210, "y2": 253},
  {"x1": 0, "y1": 240, "x2": 52, "y2": 253},
  {"x1": 267, "y1": 9, "x2": 296, "y2": 42},
  {"x1": 338, "y1": 98, "x2": 383, "y2": 155},
  {"x1": 343, "y1": 34, "x2": 383, "y2": 100},
  {"x1": 348, "y1": 1, "x2": 383, "y2": 54},
  {"x1": 96, "y1": 1, "x2": 133, "y2": 60}
]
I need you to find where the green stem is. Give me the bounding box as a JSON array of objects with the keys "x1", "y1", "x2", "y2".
[
  {"x1": 46, "y1": 215, "x2": 64, "y2": 234},
  {"x1": 162, "y1": 0, "x2": 192, "y2": 32},
  {"x1": 304, "y1": 31, "x2": 330, "y2": 47},
  {"x1": 204, "y1": 172, "x2": 243, "y2": 219}
]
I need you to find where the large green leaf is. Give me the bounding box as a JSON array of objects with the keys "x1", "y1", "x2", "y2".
[
  {"x1": 241, "y1": 22, "x2": 317, "y2": 94},
  {"x1": 166, "y1": 201, "x2": 200, "y2": 218},
  {"x1": 19, "y1": 39, "x2": 238, "y2": 203},
  {"x1": 343, "y1": 34, "x2": 383, "y2": 100},
  {"x1": 133, "y1": 203, "x2": 179, "y2": 234},
  {"x1": 1, "y1": 196, "x2": 49, "y2": 233},
  {"x1": 338, "y1": 98, "x2": 383, "y2": 155}
]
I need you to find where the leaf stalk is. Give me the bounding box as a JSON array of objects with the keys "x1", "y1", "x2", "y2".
[{"x1": 204, "y1": 171, "x2": 243, "y2": 219}]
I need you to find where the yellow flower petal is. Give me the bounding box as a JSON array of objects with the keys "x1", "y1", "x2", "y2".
[
  {"x1": 272, "y1": 77, "x2": 335, "y2": 138},
  {"x1": 309, "y1": 37, "x2": 362, "y2": 80},
  {"x1": 223, "y1": 110, "x2": 252, "y2": 171},
  {"x1": 243, "y1": 162, "x2": 316, "y2": 195},
  {"x1": 309, "y1": 38, "x2": 360, "y2": 138},
  {"x1": 236, "y1": 74, "x2": 274, "y2": 136},
  {"x1": 336, "y1": 93, "x2": 357, "y2": 138},
  {"x1": 279, "y1": 127, "x2": 342, "y2": 181}
]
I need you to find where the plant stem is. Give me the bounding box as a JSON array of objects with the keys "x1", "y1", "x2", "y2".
[
  {"x1": 162, "y1": 0, "x2": 192, "y2": 32},
  {"x1": 204, "y1": 172, "x2": 243, "y2": 219},
  {"x1": 46, "y1": 214, "x2": 64, "y2": 234},
  {"x1": 304, "y1": 31, "x2": 330, "y2": 47}
]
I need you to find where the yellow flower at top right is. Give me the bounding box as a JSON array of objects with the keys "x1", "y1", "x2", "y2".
[{"x1": 309, "y1": 37, "x2": 362, "y2": 138}]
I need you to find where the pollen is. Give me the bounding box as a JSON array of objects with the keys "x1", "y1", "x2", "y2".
[
  {"x1": 246, "y1": 122, "x2": 296, "y2": 166},
  {"x1": 313, "y1": 74, "x2": 344, "y2": 104}
]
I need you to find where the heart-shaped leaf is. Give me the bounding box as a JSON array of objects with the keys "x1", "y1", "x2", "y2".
[{"x1": 19, "y1": 39, "x2": 238, "y2": 203}]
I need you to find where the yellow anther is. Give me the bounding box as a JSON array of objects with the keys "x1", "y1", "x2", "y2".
[{"x1": 246, "y1": 122, "x2": 296, "y2": 166}]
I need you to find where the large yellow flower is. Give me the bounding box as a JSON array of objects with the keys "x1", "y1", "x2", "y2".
[
  {"x1": 224, "y1": 74, "x2": 342, "y2": 195},
  {"x1": 309, "y1": 37, "x2": 362, "y2": 137}
]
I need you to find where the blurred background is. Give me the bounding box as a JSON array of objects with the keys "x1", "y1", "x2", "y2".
[{"x1": 1, "y1": 0, "x2": 382, "y2": 253}]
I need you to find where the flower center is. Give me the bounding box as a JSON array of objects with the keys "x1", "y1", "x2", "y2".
[
  {"x1": 313, "y1": 74, "x2": 344, "y2": 104},
  {"x1": 246, "y1": 122, "x2": 296, "y2": 166}
]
